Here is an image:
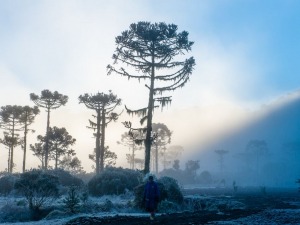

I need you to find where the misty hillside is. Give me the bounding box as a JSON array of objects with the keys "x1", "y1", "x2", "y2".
[{"x1": 191, "y1": 91, "x2": 300, "y2": 187}]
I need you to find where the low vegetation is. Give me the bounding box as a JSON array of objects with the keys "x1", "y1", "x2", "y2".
[{"x1": 88, "y1": 167, "x2": 143, "y2": 196}]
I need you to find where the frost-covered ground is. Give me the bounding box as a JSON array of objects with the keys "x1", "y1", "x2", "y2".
[
  {"x1": 1, "y1": 209, "x2": 300, "y2": 225},
  {"x1": 1, "y1": 187, "x2": 299, "y2": 225},
  {"x1": 0, "y1": 213, "x2": 151, "y2": 225},
  {"x1": 0, "y1": 194, "x2": 150, "y2": 225},
  {"x1": 209, "y1": 209, "x2": 300, "y2": 225}
]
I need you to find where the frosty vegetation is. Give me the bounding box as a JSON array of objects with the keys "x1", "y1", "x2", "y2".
[{"x1": 0, "y1": 168, "x2": 188, "y2": 223}]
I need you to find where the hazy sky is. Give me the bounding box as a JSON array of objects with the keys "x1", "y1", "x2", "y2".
[{"x1": 0, "y1": 0, "x2": 299, "y2": 172}]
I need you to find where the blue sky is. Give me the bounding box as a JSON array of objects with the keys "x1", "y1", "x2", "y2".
[{"x1": 0, "y1": 0, "x2": 299, "y2": 172}]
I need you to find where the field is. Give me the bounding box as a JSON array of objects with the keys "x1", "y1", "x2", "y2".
[
  {"x1": 0, "y1": 186, "x2": 299, "y2": 225},
  {"x1": 64, "y1": 187, "x2": 300, "y2": 225}
]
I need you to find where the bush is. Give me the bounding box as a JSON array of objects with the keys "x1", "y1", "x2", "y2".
[
  {"x1": 88, "y1": 167, "x2": 142, "y2": 196},
  {"x1": 134, "y1": 175, "x2": 183, "y2": 210},
  {"x1": 47, "y1": 169, "x2": 84, "y2": 187},
  {"x1": 158, "y1": 176, "x2": 184, "y2": 204},
  {"x1": 0, "y1": 204, "x2": 31, "y2": 223},
  {"x1": 0, "y1": 174, "x2": 18, "y2": 196},
  {"x1": 14, "y1": 169, "x2": 60, "y2": 212},
  {"x1": 198, "y1": 170, "x2": 213, "y2": 184}
]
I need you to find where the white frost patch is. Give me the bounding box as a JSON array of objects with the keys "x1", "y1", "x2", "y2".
[{"x1": 0, "y1": 212, "x2": 153, "y2": 225}]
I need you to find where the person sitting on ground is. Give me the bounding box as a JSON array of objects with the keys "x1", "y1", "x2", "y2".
[{"x1": 143, "y1": 175, "x2": 160, "y2": 220}]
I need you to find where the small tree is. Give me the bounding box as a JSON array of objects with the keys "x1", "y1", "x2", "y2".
[
  {"x1": 108, "y1": 22, "x2": 195, "y2": 174},
  {"x1": 246, "y1": 140, "x2": 268, "y2": 183},
  {"x1": 173, "y1": 159, "x2": 180, "y2": 171},
  {"x1": 63, "y1": 186, "x2": 81, "y2": 213},
  {"x1": 60, "y1": 156, "x2": 84, "y2": 175},
  {"x1": 14, "y1": 169, "x2": 60, "y2": 211},
  {"x1": 118, "y1": 131, "x2": 143, "y2": 169},
  {"x1": 47, "y1": 126, "x2": 76, "y2": 169},
  {"x1": 0, "y1": 105, "x2": 23, "y2": 173},
  {"x1": 163, "y1": 145, "x2": 184, "y2": 170},
  {"x1": 30, "y1": 90, "x2": 68, "y2": 169},
  {"x1": 79, "y1": 91, "x2": 121, "y2": 174},
  {"x1": 185, "y1": 160, "x2": 200, "y2": 183},
  {"x1": 30, "y1": 139, "x2": 45, "y2": 169},
  {"x1": 0, "y1": 132, "x2": 22, "y2": 172},
  {"x1": 89, "y1": 146, "x2": 117, "y2": 169},
  {"x1": 151, "y1": 123, "x2": 172, "y2": 173},
  {"x1": 214, "y1": 149, "x2": 229, "y2": 175}
]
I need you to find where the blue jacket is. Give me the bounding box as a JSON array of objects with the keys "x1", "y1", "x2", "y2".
[{"x1": 144, "y1": 181, "x2": 159, "y2": 211}]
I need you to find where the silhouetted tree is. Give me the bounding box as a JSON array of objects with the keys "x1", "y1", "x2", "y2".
[
  {"x1": 134, "y1": 158, "x2": 145, "y2": 170},
  {"x1": 59, "y1": 156, "x2": 84, "y2": 175},
  {"x1": 214, "y1": 149, "x2": 229, "y2": 174},
  {"x1": 89, "y1": 146, "x2": 117, "y2": 169},
  {"x1": 246, "y1": 140, "x2": 268, "y2": 172},
  {"x1": 47, "y1": 126, "x2": 76, "y2": 169},
  {"x1": 108, "y1": 22, "x2": 195, "y2": 174},
  {"x1": 152, "y1": 123, "x2": 172, "y2": 173},
  {"x1": 0, "y1": 132, "x2": 22, "y2": 172},
  {"x1": 118, "y1": 131, "x2": 143, "y2": 169},
  {"x1": 0, "y1": 105, "x2": 23, "y2": 173},
  {"x1": 172, "y1": 159, "x2": 180, "y2": 170},
  {"x1": 19, "y1": 106, "x2": 40, "y2": 172},
  {"x1": 103, "y1": 146, "x2": 117, "y2": 167},
  {"x1": 185, "y1": 160, "x2": 200, "y2": 182},
  {"x1": 30, "y1": 136, "x2": 45, "y2": 169},
  {"x1": 79, "y1": 91, "x2": 121, "y2": 174},
  {"x1": 30, "y1": 90, "x2": 68, "y2": 169},
  {"x1": 162, "y1": 145, "x2": 184, "y2": 170}
]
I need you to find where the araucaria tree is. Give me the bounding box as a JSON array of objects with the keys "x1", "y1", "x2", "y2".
[
  {"x1": 108, "y1": 22, "x2": 195, "y2": 174},
  {"x1": 214, "y1": 149, "x2": 229, "y2": 175},
  {"x1": 30, "y1": 140, "x2": 45, "y2": 169},
  {"x1": 0, "y1": 105, "x2": 23, "y2": 173},
  {"x1": 47, "y1": 126, "x2": 76, "y2": 170},
  {"x1": 118, "y1": 131, "x2": 143, "y2": 169},
  {"x1": 79, "y1": 91, "x2": 121, "y2": 174},
  {"x1": 151, "y1": 123, "x2": 172, "y2": 174},
  {"x1": 89, "y1": 146, "x2": 118, "y2": 169},
  {"x1": 30, "y1": 90, "x2": 68, "y2": 169},
  {"x1": 19, "y1": 106, "x2": 40, "y2": 172}
]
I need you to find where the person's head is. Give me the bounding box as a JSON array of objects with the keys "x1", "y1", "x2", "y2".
[{"x1": 148, "y1": 175, "x2": 154, "y2": 181}]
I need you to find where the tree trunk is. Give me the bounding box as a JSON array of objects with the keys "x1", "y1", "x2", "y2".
[
  {"x1": 95, "y1": 109, "x2": 101, "y2": 174},
  {"x1": 100, "y1": 109, "x2": 106, "y2": 171},
  {"x1": 132, "y1": 143, "x2": 135, "y2": 170},
  {"x1": 155, "y1": 144, "x2": 158, "y2": 174},
  {"x1": 45, "y1": 108, "x2": 50, "y2": 170},
  {"x1": 10, "y1": 119, "x2": 15, "y2": 173},
  {"x1": 55, "y1": 145, "x2": 58, "y2": 169},
  {"x1": 144, "y1": 53, "x2": 155, "y2": 174},
  {"x1": 8, "y1": 147, "x2": 11, "y2": 173},
  {"x1": 23, "y1": 120, "x2": 28, "y2": 173}
]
